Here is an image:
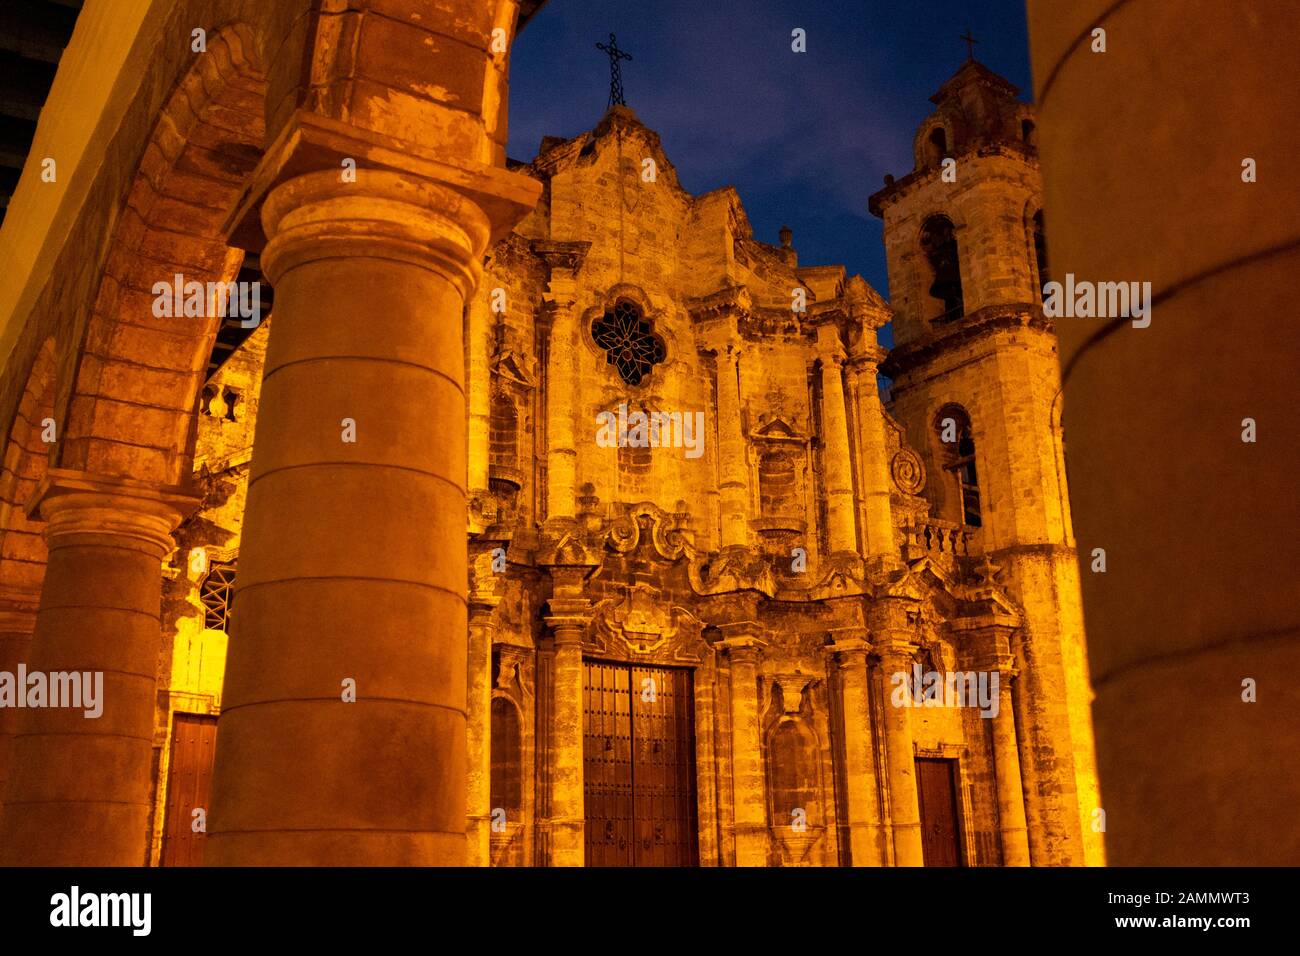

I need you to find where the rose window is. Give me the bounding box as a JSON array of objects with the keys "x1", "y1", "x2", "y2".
[{"x1": 591, "y1": 299, "x2": 666, "y2": 386}]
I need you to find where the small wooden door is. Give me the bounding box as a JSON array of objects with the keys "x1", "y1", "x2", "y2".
[
  {"x1": 583, "y1": 660, "x2": 698, "y2": 867},
  {"x1": 915, "y1": 757, "x2": 963, "y2": 867},
  {"x1": 160, "y1": 713, "x2": 218, "y2": 866}
]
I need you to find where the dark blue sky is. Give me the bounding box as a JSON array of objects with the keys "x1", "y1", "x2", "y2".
[{"x1": 509, "y1": 0, "x2": 1032, "y2": 313}]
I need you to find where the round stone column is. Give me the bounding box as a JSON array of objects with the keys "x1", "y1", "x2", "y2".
[
  {"x1": 724, "y1": 635, "x2": 769, "y2": 866},
  {"x1": 204, "y1": 171, "x2": 491, "y2": 866},
  {"x1": 1027, "y1": 0, "x2": 1300, "y2": 865},
  {"x1": 545, "y1": 612, "x2": 588, "y2": 866},
  {"x1": 830, "y1": 635, "x2": 886, "y2": 865},
  {"x1": 465, "y1": 566, "x2": 501, "y2": 867},
  {"x1": 0, "y1": 469, "x2": 194, "y2": 865},
  {"x1": 876, "y1": 640, "x2": 925, "y2": 866},
  {"x1": 714, "y1": 344, "x2": 752, "y2": 550},
  {"x1": 816, "y1": 346, "x2": 859, "y2": 556},
  {"x1": 990, "y1": 670, "x2": 1031, "y2": 866}
]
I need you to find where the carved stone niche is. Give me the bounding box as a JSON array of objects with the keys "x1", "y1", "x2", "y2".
[
  {"x1": 763, "y1": 674, "x2": 827, "y2": 866},
  {"x1": 749, "y1": 414, "x2": 810, "y2": 557}
]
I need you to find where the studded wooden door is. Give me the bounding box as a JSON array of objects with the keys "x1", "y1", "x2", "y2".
[
  {"x1": 160, "y1": 713, "x2": 218, "y2": 866},
  {"x1": 915, "y1": 757, "x2": 963, "y2": 867},
  {"x1": 583, "y1": 660, "x2": 698, "y2": 867}
]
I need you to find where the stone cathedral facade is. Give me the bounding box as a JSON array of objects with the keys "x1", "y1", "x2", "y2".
[{"x1": 153, "y1": 59, "x2": 1100, "y2": 867}]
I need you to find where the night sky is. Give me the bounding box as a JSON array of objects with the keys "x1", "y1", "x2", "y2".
[{"x1": 508, "y1": 0, "x2": 1032, "y2": 341}]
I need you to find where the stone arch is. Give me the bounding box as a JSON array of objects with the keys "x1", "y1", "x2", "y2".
[
  {"x1": 932, "y1": 402, "x2": 981, "y2": 528},
  {"x1": 0, "y1": 337, "x2": 59, "y2": 599},
  {"x1": 1029, "y1": 207, "x2": 1050, "y2": 297},
  {"x1": 914, "y1": 118, "x2": 951, "y2": 169},
  {"x1": 58, "y1": 23, "x2": 266, "y2": 489},
  {"x1": 919, "y1": 214, "x2": 965, "y2": 322},
  {"x1": 0, "y1": 336, "x2": 59, "y2": 800}
]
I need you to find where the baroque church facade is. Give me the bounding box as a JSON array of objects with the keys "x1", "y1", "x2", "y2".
[{"x1": 155, "y1": 58, "x2": 1102, "y2": 867}]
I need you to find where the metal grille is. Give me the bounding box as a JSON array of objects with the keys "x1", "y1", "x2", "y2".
[{"x1": 583, "y1": 660, "x2": 698, "y2": 866}]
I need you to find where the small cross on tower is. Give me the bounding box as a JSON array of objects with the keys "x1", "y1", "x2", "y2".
[
  {"x1": 960, "y1": 26, "x2": 979, "y2": 62},
  {"x1": 596, "y1": 32, "x2": 633, "y2": 108}
]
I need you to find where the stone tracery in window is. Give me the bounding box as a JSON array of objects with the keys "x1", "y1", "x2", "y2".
[
  {"x1": 591, "y1": 299, "x2": 666, "y2": 386},
  {"x1": 200, "y1": 562, "x2": 237, "y2": 631}
]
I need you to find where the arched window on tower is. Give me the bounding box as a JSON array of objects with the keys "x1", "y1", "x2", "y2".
[
  {"x1": 199, "y1": 561, "x2": 237, "y2": 632},
  {"x1": 1021, "y1": 119, "x2": 1037, "y2": 147},
  {"x1": 920, "y1": 215, "x2": 964, "y2": 322},
  {"x1": 936, "y1": 406, "x2": 981, "y2": 528},
  {"x1": 1032, "y1": 210, "x2": 1050, "y2": 292},
  {"x1": 926, "y1": 126, "x2": 948, "y2": 167}
]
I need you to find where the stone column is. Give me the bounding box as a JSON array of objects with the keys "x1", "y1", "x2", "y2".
[
  {"x1": 535, "y1": 242, "x2": 589, "y2": 523},
  {"x1": 830, "y1": 634, "x2": 885, "y2": 865},
  {"x1": 723, "y1": 634, "x2": 768, "y2": 866},
  {"x1": 466, "y1": 296, "x2": 494, "y2": 495},
  {"x1": 1027, "y1": 0, "x2": 1300, "y2": 865},
  {"x1": 545, "y1": 592, "x2": 589, "y2": 867},
  {"x1": 844, "y1": 343, "x2": 896, "y2": 562},
  {"x1": 465, "y1": 554, "x2": 502, "y2": 867},
  {"x1": 206, "y1": 168, "x2": 529, "y2": 866},
  {"x1": 714, "y1": 343, "x2": 752, "y2": 549},
  {"x1": 875, "y1": 639, "x2": 925, "y2": 866},
  {"x1": 0, "y1": 592, "x2": 38, "y2": 816},
  {"x1": 990, "y1": 668, "x2": 1031, "y2": 866},
  {"x1": 815, "y1": 326, "x2": 859, "y2": 555},
  {"x1": 0, "y1": 469, "x2": 195, "y2": 865}
]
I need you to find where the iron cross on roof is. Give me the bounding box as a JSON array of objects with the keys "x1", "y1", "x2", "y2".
[
  {"x1": 596, "y1": 32, "x2": 633, "y2": 108},
  {"x1": 960, "y1": 27, "x2": 979, "y2": 61}
]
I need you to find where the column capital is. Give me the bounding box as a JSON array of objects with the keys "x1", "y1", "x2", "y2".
[
  {"x1": 720, "y1": 633, "x2": 766, "y2": 663},
  {"x1": 27, "y1": 468, "x2": 198, "y2": 557},
  {"x1": 874, "y1": 638, "x2": 919, "y2": 669},
  {"x1": 258, "y1": 169, "x2": 493, "y2": 300},
  {"x1": 534, "y1": 239, "x2": 591, "y2": 282},
  {"x1": 828, "y1": 636, "x2": 872, "y2": 665},
  {"x1": 845, "y1": 343, "x2": 889, "y2": 374},
  {"x1": 687, "y1": 285, "x2": 753, "y2": 328},
  {"x1": 545, "y1": 597, "x2": 592, "y2": 643},
  {"x1": 226, "y1": 108, "x2": 541, "y2": 258}
]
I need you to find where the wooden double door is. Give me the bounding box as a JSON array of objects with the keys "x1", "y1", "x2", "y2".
[{"x1": 582, "y1": 660, "x2": 699, "y2": 866}]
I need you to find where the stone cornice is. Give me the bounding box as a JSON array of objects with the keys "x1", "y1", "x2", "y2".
[
  {"x1": 532, "y1": 239, "x2": 591, "y2": 275},
  {"x1": 881, "y1": 304, "x2": 1055, "y2": 379},
  {"x1": 868, "y1": 141, "x2": 1040, "y2": 218},
  {"x1": 687, "y1": 284, "x2": 752, "y2": 326}
]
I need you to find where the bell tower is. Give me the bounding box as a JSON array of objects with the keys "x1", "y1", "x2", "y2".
[{"x1": 869, "y1": 56, "x2": 1103, "y2": 866}]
